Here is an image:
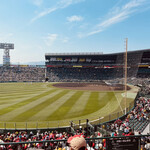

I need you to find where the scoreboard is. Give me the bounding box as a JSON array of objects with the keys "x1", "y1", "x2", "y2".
[
  {"x1": 106, "y1": 137, "x2": 139, "y2": 150},
  {"x1": 0, "y1": 43, "x2": 14, "y2": 49},
  {"x1": 47, "y1": 57, "x2": 116, "y2": 63}
]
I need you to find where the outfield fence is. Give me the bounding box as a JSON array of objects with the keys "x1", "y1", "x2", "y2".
[{"x1": 0, "y1": 99, "x2": 135, "y2": 130}]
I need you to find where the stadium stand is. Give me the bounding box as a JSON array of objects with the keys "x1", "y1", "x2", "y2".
[
  {"x1": 0, "y1": 66, "x2": 45, "y2": 82},
  {"x1": 45, "y1": 49, "x2": 150, "y2": 82},
  {"x1": 0, "y1": 126, "x2": 149, "y2": 149},
  {"x1": 106, "y1": 96, "x2": 150, "y2": 135},
  {"x1": 0, "y1": 49, "x2": 149, "y2": 83},
  {"x1": 0, "y1": 49, "x2": 149, "y2": 149}
]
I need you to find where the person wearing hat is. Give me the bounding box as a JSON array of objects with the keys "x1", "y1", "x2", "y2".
[{"x1": 67, "y1": 135, "x2": 87, "y2": 150}]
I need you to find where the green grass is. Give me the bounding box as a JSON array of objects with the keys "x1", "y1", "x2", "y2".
[
  {"x1": 47, "y1": 91, "x2": 84, "y2": 121},
  {"x1": 0, "y1": 89, "x2": 58, "y2": 115},
  {"x1": 12, "y1": 90, "x2": 69, "y2": 122},
  {"x1": 0, "y1": 82, "x2": 138, "y2": 128}
]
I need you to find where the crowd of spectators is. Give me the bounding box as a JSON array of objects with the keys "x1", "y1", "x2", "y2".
[
  {"x1": 0, "y1": 130, "x2": 104, "y2": 150},
  {"x1": 0, "y1": 66, "x2": 45, "y2": 82},
  {"x1": 105, "y1": 96, "x2": 150, "y2": 136},
  {"x1": 0, "y1": 65, "x2": 149, "y2": 83},
  {"x1": 0, "y1": 127, "x2": 149, "y2": 149},
  {"x1": 46, "y1": 68, "x2": 123, "y2": 82},
  {"x1": 0, "y1": 130, "x2": 71, "y2": 149},
  {"x1": 46, "y1": 66, "x2": 150, "y2": 82}
]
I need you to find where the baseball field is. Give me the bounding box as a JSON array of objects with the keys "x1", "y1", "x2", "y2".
[{"x1": 0, "y1": 82, "x2": 138, "y2": 128}]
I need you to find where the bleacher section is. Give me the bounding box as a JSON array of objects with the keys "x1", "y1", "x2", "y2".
[
  {"x1": 45, "y1": 49, "x2": 150, "y2": 82},
  {"x1": 0, "y1": 66, "x2": 45, "y2": 82}
]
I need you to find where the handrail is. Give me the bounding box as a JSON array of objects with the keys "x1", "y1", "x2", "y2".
[{"x1": 0, "y1": 134, "x2": 149, "y2": 146}]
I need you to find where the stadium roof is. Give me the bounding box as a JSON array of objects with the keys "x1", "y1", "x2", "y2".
[
  {"x1": 45, "y1": 52, "x2": 103, "y2": 56},
  {"x1": 45, "y1": 49, "x2": 150, "y2": 56}
]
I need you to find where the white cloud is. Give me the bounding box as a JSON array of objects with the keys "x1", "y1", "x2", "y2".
[
  {"x1": 32, "y1": 0, "x2": 43, "y2": 6},
  {"x1": 31, "y1": 0, "x2": 85, "y2": 23},
  {"x1": 67, "y1": 15, "x2": 83, "y2": 22},
  {"x1": 82, "y1": 0, "x2": 150, "y2": 36},
  {"x1": 58, "y1": 0, "x2": 85, "y2": 8},
  {"x1": 31, "y1": 7, "x2": 57, "y2": 23},
  {"x1": 44, "y1": 34, "x2": 58, "y2": 47}
]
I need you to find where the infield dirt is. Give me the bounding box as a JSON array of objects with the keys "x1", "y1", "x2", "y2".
[{"x1": 53, "y1": 82, "x2": 131, "y2": 91}]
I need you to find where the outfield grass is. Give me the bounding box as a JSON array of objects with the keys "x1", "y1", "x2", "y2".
[{"x1": 0, "y1": 82, "x2": 138, "y2": 128}]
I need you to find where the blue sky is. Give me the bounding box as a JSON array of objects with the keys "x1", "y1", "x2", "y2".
[{"x1": 0, "y1": 0, "x2": 150, "y2": 64}]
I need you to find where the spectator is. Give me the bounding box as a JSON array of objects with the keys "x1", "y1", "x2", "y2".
[{"x1": 67, "y1": 135, "x2": 86, "y2": 150}]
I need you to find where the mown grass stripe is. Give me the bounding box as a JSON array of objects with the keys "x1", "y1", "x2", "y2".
[
  {"x1": 0, "y1": 91, "x2": 49, "y2": 109},
  {"x1": 79, "y1": 93, "x2": 119, "y2": 120},
  {"x1": 0, "y1": 88, "x2": 46, "y2": 92},
  {"x1": 0, "y1": 92, "x2": 40, "y2": 95},
  {"x1": 96, "y1": 92, "x2": 114, "y2": 104},
  {"x1": 1, "y1": 90, "x2": 62, "y2": 121},
  {"x1": 0, "y1": 95, "x2": 32, "y2": 101},
  {"x1": 28, "y1": 91, "x2": 76, "y2": 121},
  {"x1": 81, "y1": 92, "x2": 116, "y2": 116},
  {"x1": 0, "y1": 96, "x2": 39, "y2": 110},
  {"x1": 97, "y1": 93, "x2": 118, "y2": 115},
  {"x1": 0, "y1": 92, "x2": 45, "y2": 99},
  {"x1": 0, "y1": 92, "x2": 44, "y2": 103},
  {"x1": 46, "y1": 91, "x2": 84, "y2": 121},
  {"x1": 0, "y1": 90, "x2": 47, "y2": 95},
  {"x1": 0, "y1": 84, "x2": 47, "y2": 92},
  {"x1": 65, "y1": 92, "x2": 91, "y2": 118},
  {"x1": 82, "y1": 92, "x2": 99, "y2": 116},
  {"x1": 0, "y1": 89, "x2": 57, "y2": 115},
  {"x1": 0, "y1": 89, "x2": 47, "y2": 96},
  {"x1": 98, "y1": 92, "x2": 107, "y2": 104},
  {"x1": 12, "y1": 90, "x2": 69, "y2": 121},
  {"x1": 99, "y1": 92, "x2": 116, "y2": 107}
]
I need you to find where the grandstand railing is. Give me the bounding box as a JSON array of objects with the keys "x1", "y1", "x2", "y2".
[
  {"x1": 0, "y1": 135, "x2": 149, "y2": 150},
  {"x1": 0, "y1": 99, "x2": 135, "y2": 130}
]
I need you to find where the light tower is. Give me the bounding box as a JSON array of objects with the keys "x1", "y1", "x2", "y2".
[{"x1": 0, "y1": 43, "x2": 14, "y2": 66}]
